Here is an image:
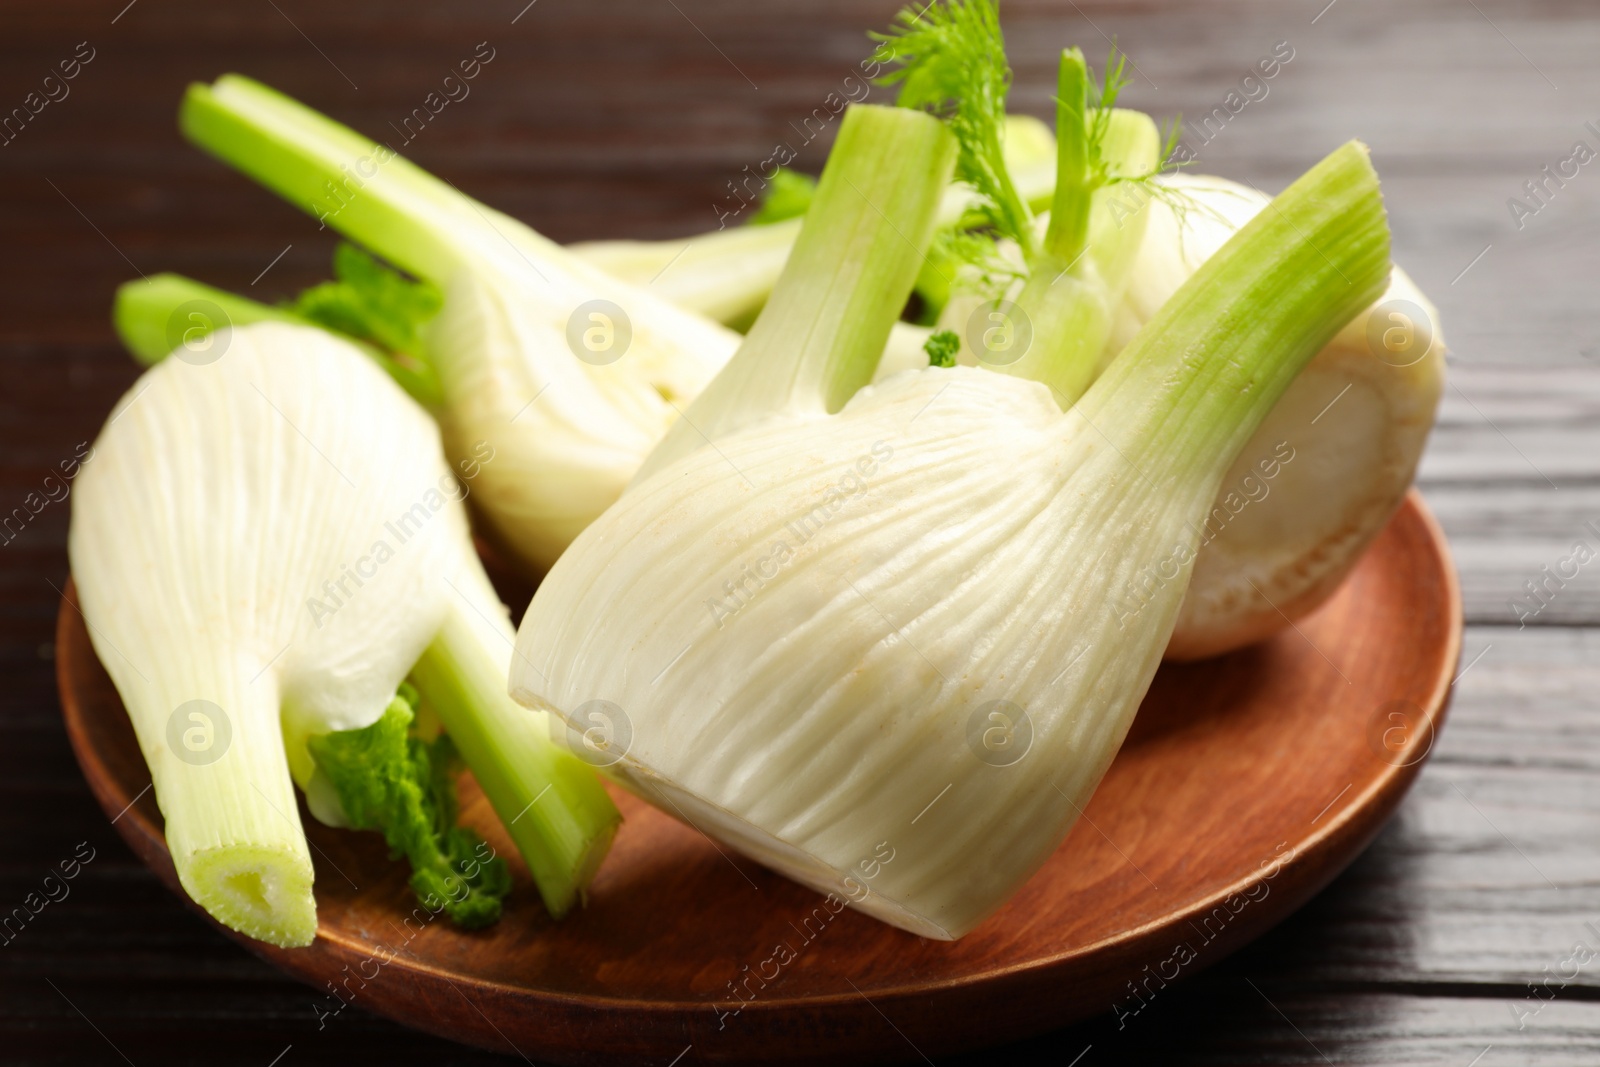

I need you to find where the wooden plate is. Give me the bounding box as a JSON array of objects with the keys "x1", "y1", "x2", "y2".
[{"x1": 57, "y1": 490, "x2": 1460, "y2": 1065}]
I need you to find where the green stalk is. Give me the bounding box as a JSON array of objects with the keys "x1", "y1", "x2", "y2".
[
  {"x1": 989, "y1": 106, "x2": 1159, "y2": 405},
  {"x1": 113, "y1": 275, "x2": 442, "y2": 408},
  {"x1": 632, "y1": 104, "x2": 957, "y2": 484},
  {"x1": 1041, "y1": 48, "x2": 1091, "y2": 266},
  {"x1": 181, "y1": 75, "x2": 550, "y2": 285},
  {"x1": 116, "y1": 274, "x2": 302, "y2": 365},
  {"x1": 161, "y1": 676, "x2": 317, "y2": 947},
  {"x1": 408, "y1": 583, "x2": 620, "y2": 918},
  {"x1": 568, "y1": 114, "x2": 1057, "y2": 330},
  {"x1": 571, "y1": 220, "x2": 802, "y2": 333},
  {"x1": 1082, "y1": 141, "x2": 1390, "y2": 486}
]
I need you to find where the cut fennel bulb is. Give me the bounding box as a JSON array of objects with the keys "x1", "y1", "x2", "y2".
[
  {"x1": 511, "y1": 135, "x2": 1391, "y2": 939},
  {"x1": 70, "y1": 321, "x2": 617, "y2": 946},
  {"x1": 1103, "y1": 173, "x2": 1446, "y2": 659},
  {"x1": 180, "y1": 75, "x2": 741, "y2": 572}
]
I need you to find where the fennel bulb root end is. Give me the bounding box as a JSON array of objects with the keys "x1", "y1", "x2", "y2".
[{"x1": 1106, "y1": 173, "x2": 1443, "y2": 660}]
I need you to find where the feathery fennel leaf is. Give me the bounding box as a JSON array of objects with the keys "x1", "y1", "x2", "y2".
[
  {"x1": 924, "y1": 328, "x2": 960, "y2": 367},
  {"x1": 290, "y1": 243, "x2": 442, "y2": 359},
  {"x1": 308, "y1": 684, "x2": 511, "y2": 929},
  {"x1": 872, "y1": 0, "x2": 1035, "y2": 259},
  {"x1": 748, "y1": 168, "x2": 818, "y2": 226}
]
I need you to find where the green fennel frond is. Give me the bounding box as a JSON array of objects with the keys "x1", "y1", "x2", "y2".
[
  {"x1": 1091, "y1": 50, "x2": 1205, "y2": 206},
  {"x1": 307, "y1": 684, "x2": 512, "y2": 929},
  {"x1": 924, "y1": 328, "x2": 961, "y2": 367},
  {"x1": 748, "y1": 168, "x2": 818, "y2": 225},
  {"x1": 1085, "y1": 46, "x2": 1157, "y2": 191},
  {"x1": 935, "y1": 227, "x2": 1026, "y2": 303},
  {"x1": 290, "y1": 243, "x2": 442, "y2": 360},
  {"x1": 1083, "y1": 46, "x2": 1127, "y2": 187},
  {"x1": 1085, "y1": 48, "x2": 1229, "y2": 258},
  {"x1": 872, "y1": 0, "x2": 1036, "y2": 260}
]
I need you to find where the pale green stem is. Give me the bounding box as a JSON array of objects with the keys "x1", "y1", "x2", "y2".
[
  {"x1": 1042, "y1": 48, "x2": 1091, "y2": 266},
  {"x1": 992, "y1": 107, "x2": 1160, "y2": 405},
  {"x1": 1081, "y1": 141, "x2": 1391, "y2": 491},
  {"x1": 112, "y1": 275, "x2": 441, "y2": 408},
  {"x1": 181, "y1": 75, "x2": 567, "y2": 286},
  {"x1": 570, "y1": 220, "x2": 801, "y2": 332},
  {"x1": 632, "y1": 104, "x2": 957, "y2": 484},
  {"x1": 116, "y1": 274, "x2": 303, "y2": 365},
  {"x1": 408, "y1": 571, "x2": 620, "y2": 919}
]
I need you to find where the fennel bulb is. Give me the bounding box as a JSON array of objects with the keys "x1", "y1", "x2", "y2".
[
  {"x1": 70, "y1": 321, "x2": 617, "y2": 947},
  {"x1": 512, "y1": 70, "x2": 1391, "y2": 943},
  {"x1": 179, "y1": 75, "x2": 742, "y2": 572}
]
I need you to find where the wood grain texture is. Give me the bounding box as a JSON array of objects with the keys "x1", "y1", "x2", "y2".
[
  {"x1": 53, "y1": 494, "x2": 1462, "y2": 1064},
  {"x1": 3, "y1": 0, "x2": 1597, "y2": 1063}
]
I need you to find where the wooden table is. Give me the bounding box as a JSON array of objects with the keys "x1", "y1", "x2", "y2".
[{"x1": 2, "y1": 0, "x2": 1592, "y2": 1062}]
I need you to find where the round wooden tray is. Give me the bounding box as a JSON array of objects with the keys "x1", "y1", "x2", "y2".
[{"x1": 57, "y1": 490, "x2": 1460, "y2": 1065}]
